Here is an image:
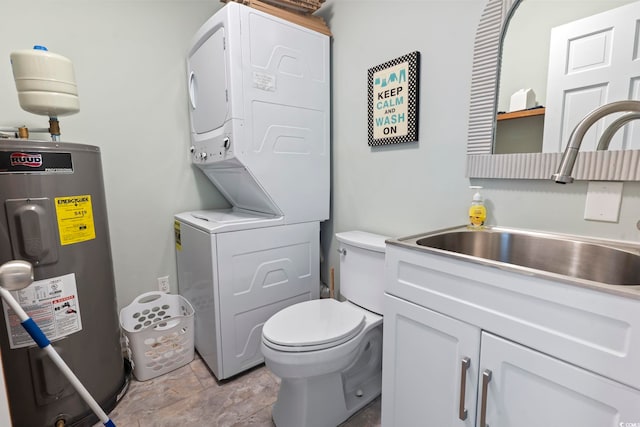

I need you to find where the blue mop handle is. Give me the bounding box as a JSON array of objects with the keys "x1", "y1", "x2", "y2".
[{"x1": 0, "y1": 288, "x2": 116, "y2": 427}]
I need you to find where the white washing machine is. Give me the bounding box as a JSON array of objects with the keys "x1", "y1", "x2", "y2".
[
  {"x1": 176, "y1": 3, "x2": 330, "y2": 380},
  {"x1": 175, "y1": 210, "x2": 319, "y2": 380}
]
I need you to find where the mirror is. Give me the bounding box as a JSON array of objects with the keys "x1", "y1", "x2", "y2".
[
  {"x1": 497, "y1": 0, "x2": 635, "y2": 154},
  {"x1": 467, "y1": 0, "x2": 640, "y2": 181}
]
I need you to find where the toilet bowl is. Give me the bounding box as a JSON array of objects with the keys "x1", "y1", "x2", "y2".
[{"x1": 261, "y1": 231, "x2": 388, "y2": 427}]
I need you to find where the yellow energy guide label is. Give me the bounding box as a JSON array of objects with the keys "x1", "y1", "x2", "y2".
[
  {"x1": 174, "y1": 220, "x2": 182, "y2": 251},
  {"x1": 55, "y1": 195, "x2": 96, "y2": 245}
]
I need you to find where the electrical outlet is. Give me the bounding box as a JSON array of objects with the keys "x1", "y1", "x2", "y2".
[
  {"x1": 584, "y1": 181, "x2": 623, "y2": 222},
  {"x1": 157, "y1": 276, "x2": 170, "y2": 293}
]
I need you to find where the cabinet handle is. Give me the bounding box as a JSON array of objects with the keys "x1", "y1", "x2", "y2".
[
  {"x1": 458, "y1": 357, "x2": 470, "y2": 420},
  {"x1": 479, "y1": 369, "x2": 492, "y2": 427}
]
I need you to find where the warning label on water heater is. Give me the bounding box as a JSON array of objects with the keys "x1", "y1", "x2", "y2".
[
  {"x1": 55, "y1": 195, "x2": 96, "y2": 245},
  {"x1": 2, "y1": 273, "x2": 83, "y2": 349}
]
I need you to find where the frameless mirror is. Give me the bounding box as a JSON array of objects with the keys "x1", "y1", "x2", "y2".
[
  {"x1": 466, "y1": 0, "x2": 640, "y2": 181},
  {"x1": 496, "y1": 0, "x2": 636, "y2": 155}
]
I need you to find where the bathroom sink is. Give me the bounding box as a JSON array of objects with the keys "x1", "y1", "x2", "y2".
[{"x1": 390, "y1": 226, "x2": 640, "y2": 286}]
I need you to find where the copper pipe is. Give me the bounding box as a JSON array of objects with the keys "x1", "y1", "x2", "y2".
[
  {"x1": 17, "y1": 127, "x2": 29, "y2": 139},
  {"x1": 49, "y1": 117, "x2": 60, "y2": 141}
]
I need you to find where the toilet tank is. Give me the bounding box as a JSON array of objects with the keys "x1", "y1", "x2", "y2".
[{"x1": 336, "y1": 231, "x2": 389, "y2": 314}]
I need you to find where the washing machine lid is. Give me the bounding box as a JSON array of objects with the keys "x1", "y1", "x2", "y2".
[{"x1": 263, "y1": 299, "x2": 365, "y2": 351}]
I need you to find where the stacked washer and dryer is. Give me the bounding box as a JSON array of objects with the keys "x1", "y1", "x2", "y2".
[{"x1": 175, "y1": 3, "x2": 330, "y2": 380}]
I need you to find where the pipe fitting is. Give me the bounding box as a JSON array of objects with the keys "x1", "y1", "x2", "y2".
[
  {"x1": 48, "y1": 117, "x2": 60, "y2": 141},
  {"x1": 17, "y1": 126, "x2": 29, "y2": 139}
]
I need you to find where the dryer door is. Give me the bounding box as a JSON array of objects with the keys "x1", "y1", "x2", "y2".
[{"x1": 188, "y1": 25, "x2": 228, "y2": 135}]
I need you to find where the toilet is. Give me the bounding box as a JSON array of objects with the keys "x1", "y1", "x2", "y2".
[{"x1": 261, "y1": 230, "x2": 388, "y2": 427}]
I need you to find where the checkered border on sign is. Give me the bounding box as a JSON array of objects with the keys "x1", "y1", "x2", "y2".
[{"x1": 367, "y1": 51, "x2": 420, "y2": 146}]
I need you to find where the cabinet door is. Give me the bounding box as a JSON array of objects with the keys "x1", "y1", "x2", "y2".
[
  {"x1": 478, "y1": 332, "x2": 640, "y2": 427},
  {"x1": 382, "y1": 294, "x2": 481, "y2": 427}
]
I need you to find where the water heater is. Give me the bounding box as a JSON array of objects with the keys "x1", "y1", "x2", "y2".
[
  {"x1": 0, "y1": 140, "x2": 128, "y2": 426},
  {"x1": 0, "y1": 47, "x2": 128, "y2": 426}
]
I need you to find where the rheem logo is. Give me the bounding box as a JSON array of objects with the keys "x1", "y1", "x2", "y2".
[{"x1": 10, "y1": 152, "x2": 42, "y2": 167}]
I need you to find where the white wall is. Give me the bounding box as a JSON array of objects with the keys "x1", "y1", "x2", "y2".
[
  {"x1": 0, "y1": 0, "x2": 227, "y2": 308},
  {"x1": 317, "y1": 0, "x2": 485, "y2": 292},
  {"x1": 319, "y1": 0, "x2": 640, "y2": 295},
  {"x1": 2, "y1": 0, "x2": 639, "y2": 307}
]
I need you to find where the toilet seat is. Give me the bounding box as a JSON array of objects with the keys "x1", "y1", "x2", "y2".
[{"x1": 262, "y1": 299, "x2": 365, "y2": 352}]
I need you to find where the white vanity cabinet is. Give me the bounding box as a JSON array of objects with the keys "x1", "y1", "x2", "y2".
[{"x1": 382, "y1": 244, "x2": 640, "y2": 427}]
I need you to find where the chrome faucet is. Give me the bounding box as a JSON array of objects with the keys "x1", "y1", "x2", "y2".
[
  {"x1": 552, "y1": 100, "x2": 640, "y2": 183},
  {"x1": 596, "y1": 111, "x2": 640, "y2": 150}
]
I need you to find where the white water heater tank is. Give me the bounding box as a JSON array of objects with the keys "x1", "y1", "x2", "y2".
[{"x1": 10, "y1": 45, "x2": 80, "y2": 117}]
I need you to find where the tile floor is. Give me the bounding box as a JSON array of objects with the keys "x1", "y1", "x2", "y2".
[{"x1": 97, "y1": 355, "x2": 381, "y2": 427}]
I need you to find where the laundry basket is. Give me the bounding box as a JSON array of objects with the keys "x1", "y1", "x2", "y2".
[{"x1": 119, "y1": 291, "x2": 195, "y2": 381}]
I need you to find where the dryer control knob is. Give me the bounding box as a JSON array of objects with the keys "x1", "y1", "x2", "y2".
[
  {"x1": 223, "y1": 137, "x2": 230, "y2": 150},
  {"x1": 189, "y1": 146, "x2": 195, "y2": 153},
  {"x1": 200, "y1": 152, "x2": 208, "y2": 160}
]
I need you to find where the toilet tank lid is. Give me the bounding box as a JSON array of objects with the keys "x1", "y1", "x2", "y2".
[{"x1": 335, "y1": 231, "x2": 389, "y2": 253}]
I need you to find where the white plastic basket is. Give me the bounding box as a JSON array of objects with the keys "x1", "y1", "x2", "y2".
[{"x1": 119, "y1": 291, "x2": 195, "y2": 381}]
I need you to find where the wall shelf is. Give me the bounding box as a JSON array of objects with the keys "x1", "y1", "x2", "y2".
[{"x1": 497, "y1": 107, "x2": 545, "y2": 121}]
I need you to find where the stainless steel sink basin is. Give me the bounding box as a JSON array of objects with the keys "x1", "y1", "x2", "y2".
[{"x1": 391, "y1": 226, "x2": 640, "y2": 286}]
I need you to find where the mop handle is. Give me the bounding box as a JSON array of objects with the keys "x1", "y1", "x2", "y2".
[{"x1": 0, "y1": 288, "x2": 116, "y2": 427}]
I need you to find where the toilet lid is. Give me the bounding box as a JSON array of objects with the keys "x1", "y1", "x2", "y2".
[{"x1": 263, "y1": 299, "x2": 365, "y2": 351}]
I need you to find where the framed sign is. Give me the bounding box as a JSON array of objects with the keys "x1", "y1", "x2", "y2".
[{"x1": 367, "y1": 51, "x2": 420, "y2": 146}]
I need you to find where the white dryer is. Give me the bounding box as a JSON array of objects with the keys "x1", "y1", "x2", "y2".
[{"x1": 175, "y1": 3, "x2": 330, "y2": 380}]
